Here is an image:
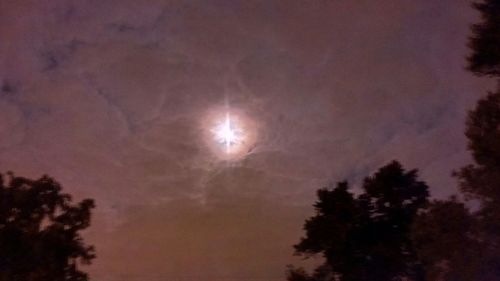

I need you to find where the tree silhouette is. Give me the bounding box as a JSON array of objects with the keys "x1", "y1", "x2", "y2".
[
  {"x1": 456, "y1": 90, "x2": 500, "y2": 204},
  {"x1": 289, "y1": 161, "x2": 429, "y2": 281},
  {"x1": 411, "y1": 198, "x2": 480, "y2": 281},
  {"x1": 451, "y1": 89, "x2": 500, "y2": 280},
  {"x1": 468, "y1": 0, "x2": 500, "y2": 77},
  {"x1": 409, "y1": 91, "x2": 500, "y2": 280},
  {"x1": 412, "y1": 1, "x2": 500, "y2": 279},
  {"x1": 0, "y1": 172, "x2": 95, "y2": 281}
]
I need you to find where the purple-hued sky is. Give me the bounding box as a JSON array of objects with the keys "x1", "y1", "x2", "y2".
[{"x1": 0, "y1": 0, "x2": 494, "y2": 280}]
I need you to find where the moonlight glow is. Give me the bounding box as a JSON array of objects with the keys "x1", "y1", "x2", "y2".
[
  {"x1": 212, "y1": 113, "x2": 243, "y2": 153},
  {"x1": 204, "y1": 106, "x2": 257, "y2": 159}
]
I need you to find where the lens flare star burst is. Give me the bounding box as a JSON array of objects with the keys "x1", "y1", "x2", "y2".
[
  {"x1": 204, "y1": 106, "x2": 256, "y2": 159},
  {"x1": 212, "y1": 113, "x2": 243, "y2": 153}
]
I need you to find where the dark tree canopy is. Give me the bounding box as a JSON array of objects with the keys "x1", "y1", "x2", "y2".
[
  {"x1": 411, "y1": 91, "x2": 500, "y2": 280},
  {"x1": 0, "y1": 173, "x2": 95, "y2": 281},
  {"x1": 411, "y1": 199, "x2": 480, "y2": 281},
  {"x1": 468, "y1": 0, "x2": 500, "y2": 77},
  {"x1": 456, "y1": 90, "x2": 500, "y2": 224},
  {"x1": 464, "y1": 90, "x2": 500, "y2": 170},
  {"x1": 452, "y1": 89, "x2": 500, "y2": 280},
  {"x1": 290, "y1": 161, "x2": 429, "y2": 281},
  {"x1": 434, "y1": 0, "x2": 500, "y2": 278}
]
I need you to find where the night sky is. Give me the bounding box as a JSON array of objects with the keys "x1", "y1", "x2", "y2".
[{"x1": 0, "y1": 1, "x2": 493, "y2": 280}]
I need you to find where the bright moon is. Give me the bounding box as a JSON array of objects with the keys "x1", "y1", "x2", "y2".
[
  {"x1": 212, "y1": 113, "x2": 243, "y2": 153},
  {"x1": 203, "y1": 106, "x2": 257, "y2": 159}
]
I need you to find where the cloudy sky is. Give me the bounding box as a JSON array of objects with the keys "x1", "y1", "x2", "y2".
[{"x1": 0, "y1": 0, "x2": 494, "y2": 280}]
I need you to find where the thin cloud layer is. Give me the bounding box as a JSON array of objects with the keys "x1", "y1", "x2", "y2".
[{"x1": 0, "y1": 0, "x2": 492, "y2": 280}]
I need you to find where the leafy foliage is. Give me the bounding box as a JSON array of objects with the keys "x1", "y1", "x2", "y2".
[
  {"x1": 450, "y1": 89, "x2": 500, "y2": 280},
  {"x1": 468, "y1": 0, "x2": 500, "y2": 77},
  {"x1": 289, "y1": 161, "x2": 429, "y2": 281},
  {"x1": 0, "y1": 173, "x2": 95, "y2": 281},
  {"x1": 411, "y1": 199, "x2": 480, "y2": 281}
]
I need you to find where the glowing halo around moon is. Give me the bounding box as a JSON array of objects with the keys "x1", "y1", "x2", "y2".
[{"x1": 203, "y1": 106, "x2": 257, "y2": 160}]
